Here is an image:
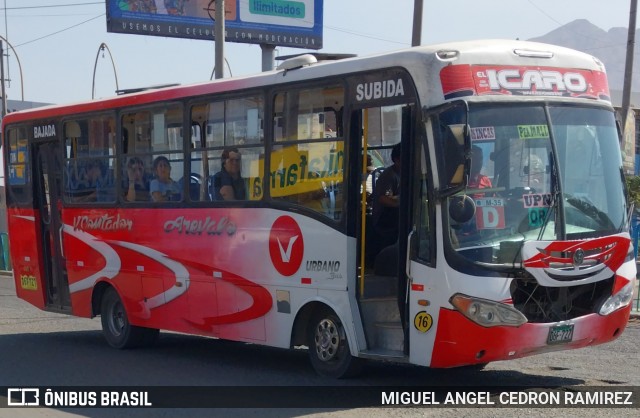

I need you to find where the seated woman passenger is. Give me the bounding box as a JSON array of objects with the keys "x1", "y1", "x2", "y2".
[
  {"x1": 212, "y1": 147, "x2": 246, "y2": 200},
  {"x1": 124, "y1": 156, "x2": 151, "y2": 202},
  {"x1": 150, "y1": 156, "x2": 181, "y2": 202}
]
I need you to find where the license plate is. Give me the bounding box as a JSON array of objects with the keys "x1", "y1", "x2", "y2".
[
  {"x1": 19, "y1": 275, "x2": 38, "y2": 291},
  {"x1": 547, "y1": 324, "x2": 574, "y2": 344}
]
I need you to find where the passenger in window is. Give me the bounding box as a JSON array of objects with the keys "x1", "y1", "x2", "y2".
[
  {"x1": 125, "y1": 157, "x2": 150, "y2": 202},
  {"x1": 150, "y1": 156, "x2": 181, "y2": 202},
  {"x1": 74, "y1": 160, "x2": 104, "y2": 203},
  {"x1": 212, "y1": 147, "x2": 246, "y2": 201},
  {"x1": 372, "y1": 143, "x2": 401, "y2": 248},
  {"x1": 468, "y1": 145, "x2": 492, "y2": 196}
]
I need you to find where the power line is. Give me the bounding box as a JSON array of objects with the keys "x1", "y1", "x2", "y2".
[
  {"x1": 526, "y1": 0, "x2": 565, "y2": 27},
  {"x1": 2, "y1": 13, "x2": 98, "y2": 17},
  {"x1": 1, "y1": 1, "x2": 103, "y2": 10},
  {"x1": 324, "y1": 24, "x2": 408, "y2": 46},
  {"x1": 4, "y1": 5, "x2": 408, "y2": 49},
  {"x1": 14, "y1": 13, "x2": 104, "y2": 47}
]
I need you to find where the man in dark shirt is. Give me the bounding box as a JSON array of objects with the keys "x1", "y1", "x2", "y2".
[
  {"x1": 372, "y1": 143, "x2": 401, "y2": 248},
  {"x1": 212, "y1": 147, "x2": 246, "y2": 201}
]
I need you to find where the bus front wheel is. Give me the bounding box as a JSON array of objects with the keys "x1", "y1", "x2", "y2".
[
  {"x1": 307, "y1": 308, "x2": 362, "y2": 378},
  {"x1": 100, "y1": 287, "x2": 158, "y2": 349}
]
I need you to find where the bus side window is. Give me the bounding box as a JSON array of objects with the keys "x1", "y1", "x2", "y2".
[
  {"x1": 97, "y1": 166, "x2": 116, "y2": 202},
  {"x1": 270, "y1": 85, "x2": 345, "y2": 220},
  {"x1": 63, "y1": 117, "x2": 116, "y2": 204}
]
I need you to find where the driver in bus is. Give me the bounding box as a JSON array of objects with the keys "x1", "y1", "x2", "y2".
[
  {"x1": 468, "y1": 145, "x2": 492, "y2": 195},
  {"x1": 212, "y1": 147, "x2": 246, "y2": 201},
  {"x1": 453, "y1": 145, "x2": 493, "y2": 238},
  {"x1": 150, "y1": 156, "x2": 181, "y2": 202}
]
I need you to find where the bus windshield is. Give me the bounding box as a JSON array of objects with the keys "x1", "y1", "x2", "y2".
[{"x1": 445, "y1": 103, "x2": 627, "y2": 266}]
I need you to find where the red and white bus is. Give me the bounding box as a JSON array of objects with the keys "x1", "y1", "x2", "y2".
[{"x1": 3, "y1": 40, "x2": 636, "y2": 377}]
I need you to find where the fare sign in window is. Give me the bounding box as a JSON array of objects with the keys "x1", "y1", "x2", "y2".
[{"x1": 475, "y1": 198, "x2": 505, "y2": 229}]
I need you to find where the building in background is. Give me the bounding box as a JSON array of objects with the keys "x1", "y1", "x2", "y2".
[{"x1": 610, "y1": 90, "x2": 640, "y2": 175}]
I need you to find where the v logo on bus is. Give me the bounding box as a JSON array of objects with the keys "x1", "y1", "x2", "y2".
[
  {"x1": 277, "y1": 235, "x2": 298, "y2": 263},
  {"x1": 269, "y1": 216, "x2": 304, "y2": 277}
]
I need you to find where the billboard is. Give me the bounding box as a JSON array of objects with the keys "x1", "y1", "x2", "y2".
[{"x1": 106, "y1": 0, "x2": 323, "y2": 49}]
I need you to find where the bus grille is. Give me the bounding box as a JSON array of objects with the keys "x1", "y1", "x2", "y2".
[{"x1": 510, "y1": 276, "x2": 614, "y2": 323}]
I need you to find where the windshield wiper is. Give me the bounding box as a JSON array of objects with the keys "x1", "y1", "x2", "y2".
[
  {"x1": 564, "y1": 193, "x2": 615, "y2": 231},
  {"x1": 537, "y1": 150, "x2": 560, "y2": 241}
]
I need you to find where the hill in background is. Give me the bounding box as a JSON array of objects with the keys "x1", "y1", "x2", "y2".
[{"x1": 528, "y1": 19, "x2": 639, "y2": 94}]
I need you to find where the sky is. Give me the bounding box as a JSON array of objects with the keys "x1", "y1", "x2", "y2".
[{"x1": 0, "y1": 0, "x2": 637, "y2": 105}]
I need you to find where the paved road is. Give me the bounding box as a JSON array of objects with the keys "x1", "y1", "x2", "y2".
[{"x1": 0, "y1": 274, "x2": 638, "y2": 417}]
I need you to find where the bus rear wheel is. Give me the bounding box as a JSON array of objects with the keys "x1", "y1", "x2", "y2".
[
  {"x1": 307, "y1": 308, "x2": 363, "y2": 378},
  {"x1": 100, "y1": 287, "x2": 158, "y2": 349}
]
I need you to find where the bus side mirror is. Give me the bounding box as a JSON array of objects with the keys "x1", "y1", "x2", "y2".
[
  {"x1": 449, "y1": 194, "x2": 476, "y2": 223},
  {"x1": 438, "y1": 123, "x2": 469, "y2": 197}
]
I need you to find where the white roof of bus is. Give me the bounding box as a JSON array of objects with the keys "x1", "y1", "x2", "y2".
[{"x1": 2, "y1": 39, "x2": 606, "y2": 123}]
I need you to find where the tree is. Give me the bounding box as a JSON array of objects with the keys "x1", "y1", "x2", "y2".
[{"x1": 626, "y1": 175, "x2": 640, "y2": 210}]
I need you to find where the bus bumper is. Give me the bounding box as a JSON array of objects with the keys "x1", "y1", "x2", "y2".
[{"x1": 430, "y1": 304, "x2": 632, "y2": 368}]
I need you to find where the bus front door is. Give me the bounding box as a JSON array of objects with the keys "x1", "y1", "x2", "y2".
[{"x1": 33, "y1": 140, "x2": 71, "y2": 312}]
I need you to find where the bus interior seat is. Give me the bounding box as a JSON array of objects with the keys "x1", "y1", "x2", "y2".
[
  {"x1": 180, "y1": 173, "x2": 204, "y2": 201},
  {"x1": 207, "y1": 175, "x2": 216, "y2": 201}
]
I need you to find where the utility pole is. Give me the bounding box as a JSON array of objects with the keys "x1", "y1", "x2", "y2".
[
  {"x1": 214, "y1": 0, "x2": 225, "y2": 79},
  {"x1": 622, "y1": 0, "x2": 637, "y2": 120},
  {"x1": 621, "y1": 0, "x2": 638, "y2": 175},
  {"x1": 411, "y1": 0, "x2": 423, "y2": 47}
]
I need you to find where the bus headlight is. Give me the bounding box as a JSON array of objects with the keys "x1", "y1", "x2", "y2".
[
  {"x1": 449, "y1": 293, "x2": 528, "y2": 327},
  {"x1": 598, "y1": 282, "x2": 634, "y2": 316}
]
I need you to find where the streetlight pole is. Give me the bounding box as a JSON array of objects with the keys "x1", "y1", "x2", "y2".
[
  {"x1": 92, "y1": 42, "x2": 119, "y2": 99},
  {"x1": 0, "y1": 34, "x2": 24, "y2": 117},
  {"x1": 209, "y1": 57, "x2": 233, "y2": 80}
]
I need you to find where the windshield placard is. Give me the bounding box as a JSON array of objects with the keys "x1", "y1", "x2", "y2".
[
  {"x1": 523, "y1": 193, "x2": 553, "y2": 208},
  {"x1": 475, "y1": 198, "x2": 505, "y2": 229},
  {"x1": 517, "y1": 125, "x2": 549, "y2": 139}
]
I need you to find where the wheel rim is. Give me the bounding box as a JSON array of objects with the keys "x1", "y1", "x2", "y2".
[
  {"x1": 314, "y1": 318, "x2": 341, "y2": 362},
  {"x1": 107, "y1": 298, "x2": 126, "y2": 338}
]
